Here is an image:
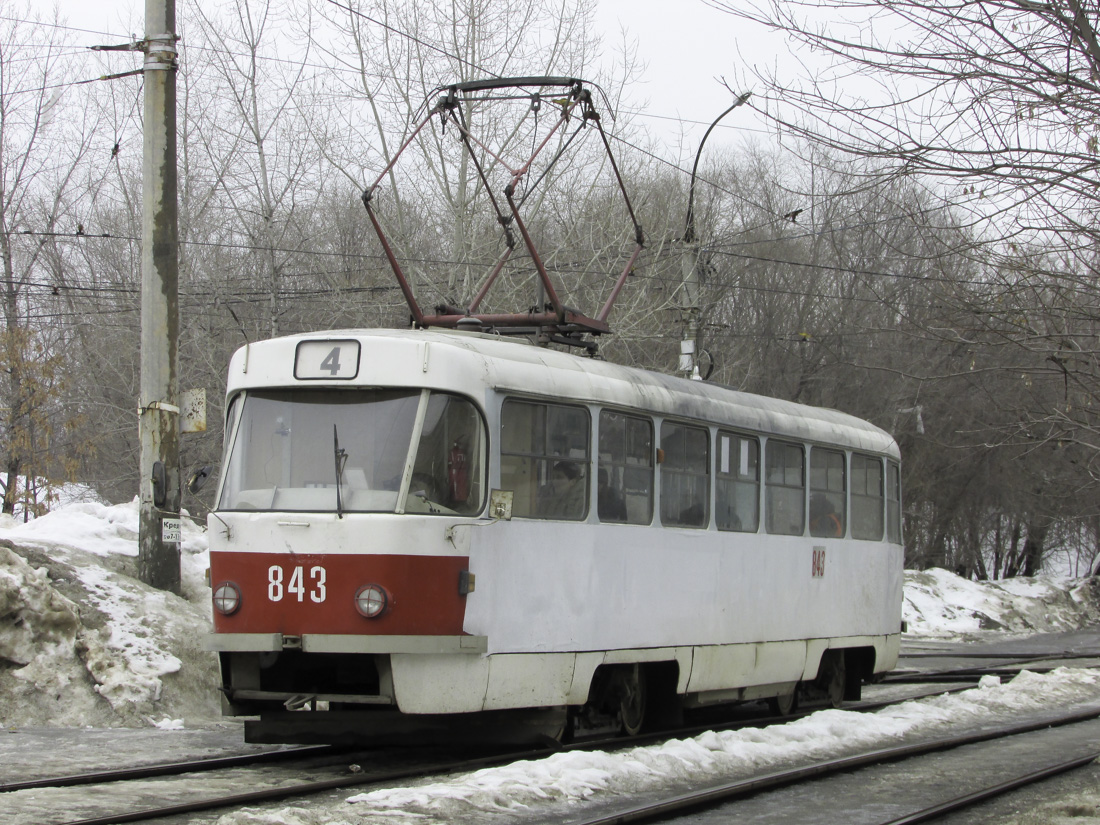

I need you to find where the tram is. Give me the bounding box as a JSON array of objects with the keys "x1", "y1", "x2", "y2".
[{"x1": 205, "y1": 327, "x2": 904, "y2": 743}]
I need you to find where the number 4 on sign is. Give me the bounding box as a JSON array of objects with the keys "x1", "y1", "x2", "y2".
[
  {"x1": 293, "y1": 340, "x2": 360, "y2": 380},
  {"x1": 320, "y1": 347, "x2": 341, "y2": 375}
]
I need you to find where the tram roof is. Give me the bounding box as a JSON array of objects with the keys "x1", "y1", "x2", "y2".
[{"x1": 227, "y1": 329, "x2": 900, "y2": 457}]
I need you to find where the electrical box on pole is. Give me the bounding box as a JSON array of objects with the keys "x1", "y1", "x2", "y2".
[{"x1": 137, "y1": 0, "x2": 181, "y2": 593}]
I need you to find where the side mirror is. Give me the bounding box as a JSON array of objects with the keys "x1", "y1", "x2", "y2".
[{"x1": 187, "y1": 465, "x2": 214, "y2": 495}]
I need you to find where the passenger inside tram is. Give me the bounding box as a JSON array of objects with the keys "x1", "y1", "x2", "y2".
[
  {"x1": 810, "y1": 493, "x2": 844, "y2": 537},
  {"x1": 597, "y1": 469, "x2": 628, "y2": 522},
  {"x1": 543, "y1": 461, "x2": 587, "y2": 519}
]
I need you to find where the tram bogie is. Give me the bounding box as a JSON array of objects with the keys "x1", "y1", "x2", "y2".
[{"x1": 205, "y1": 329, "x2": 904, "y2": 743}]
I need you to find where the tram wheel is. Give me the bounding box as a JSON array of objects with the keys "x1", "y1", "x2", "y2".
[
  {"x1": 767, "y1": 684, "x2": 798, "y2": 716},
  {"x1": 616, "y1": 665, "x2": 647, "y2": 736},
  {"x1": 817, "y1": 652, "x2": 847, "y2": 709}
]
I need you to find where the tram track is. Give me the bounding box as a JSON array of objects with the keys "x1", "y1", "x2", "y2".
[
  {"x1": 877, "y1": 753, "x2": 1100, "y2": 825},
  {"x1": 562, "y1": 706, "x2": 1100, "y2": 825},
  {"x1": 0, "y1": 745, "x2": 339, "y2": 794},
  {"x1": 3, "y1": 742, "x2": 552, "y2": 825},
  {"x1": 0, "y1": 690, "x2": 929, "y2": 819},
  {"x1": 6, "y1": 658, "x2": 1098, "y2": 825},
  {"x1": 883, "y1": 649, "x2": 1100, "y2": 685}
]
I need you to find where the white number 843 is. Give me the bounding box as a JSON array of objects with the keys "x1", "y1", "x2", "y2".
[{"x1": 268, "y1": 564, "x2": 327, "y2": 603}]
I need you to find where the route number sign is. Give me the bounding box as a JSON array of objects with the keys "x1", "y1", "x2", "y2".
[{"x1": 294, "y1": 340, "x2": 361, "y2": 380}]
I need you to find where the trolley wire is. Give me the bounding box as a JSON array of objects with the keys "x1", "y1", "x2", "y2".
[{"x1": 8, "y1": 225, "x2": 986, "y2": 294}]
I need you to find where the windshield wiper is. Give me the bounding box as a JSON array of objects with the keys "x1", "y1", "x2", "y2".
[{"x1": 333, "y1": 424, "x2": 348, "y2": 519}]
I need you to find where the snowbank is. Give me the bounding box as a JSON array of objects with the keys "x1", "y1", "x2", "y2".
[
  {"x1": 903, "y1": 567, "x2": 1100, "y2": 639},
  {"x1": 0, "y1": 500, "x2": 219, "y2": 727}
]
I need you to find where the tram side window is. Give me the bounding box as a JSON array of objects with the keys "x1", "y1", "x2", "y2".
[
  {"x1": 887, "y1": 461, "x2": 903, "y2": 543},
  {"x1": 598, "y1": 411, "x2": 653, "y2": 524},
  {"x1": 660, "y1": 422, "x2": 709, "y2": 528},
  {"x1": 809, "y1": 447, "x2": 846, "y2": 538},
  {"x1": 765, "y1": 440, "x2": 805, "y2": 535},
  {"x1": 406, "y1": 393, "x2": 486, "y2": 516},
  {"x1": 716, "y1": 432, "x2": 759, "y2": 532},
  {"x1": 851, "y1": 454, "x2": 884, "y2": 540},
  {"x1": 500, "y1": 399, "x2": 590, "y2": 520}
]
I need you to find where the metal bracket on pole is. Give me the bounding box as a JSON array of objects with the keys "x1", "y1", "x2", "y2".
[
  {"x1": 138, "y1": 401, "x2": 180, "y2": 416},
  {"x1": 144, "y1": 35, "x2": 178, "y2": 70},
  {"x1": 90, "y1": 40, "x2": 146, "y2": 53}
]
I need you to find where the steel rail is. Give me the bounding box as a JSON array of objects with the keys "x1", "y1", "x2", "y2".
[
  {"x1": 899, "y1": 650, "x2": 1100, "y2": 659},
  {"x1": 17, "y1": 677, "x2": 1096, "y2": 825},
  {"x1": 888, "y1": 668, "x2": 1064, "y2": 683},
  {"x1": 50, "y1": 743, "x2": 558, "y2": 825},
  {"x1": 885, "y1": 650, "x2": 1100, "y2": 683},
  {"x1": 880, "y1": 752, "x2": 1100, "y2": 825},
  {"x1": 0, "y1": 745, "x2": 334, "y2": 793},
  {"x1": 559, "y1": 706, "x2": 1100, "y2": 825},
  {"x1": 0, "y1": 680, "x2": 977, "y2": 808}
]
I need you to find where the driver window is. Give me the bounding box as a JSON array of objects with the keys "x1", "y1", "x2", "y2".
[{"x1": 406, "y1": 393, "x2": 486, "y2": 516}]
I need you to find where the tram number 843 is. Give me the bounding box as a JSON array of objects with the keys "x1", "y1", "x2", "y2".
[
  {"x1": 268, "y1": 565, "x2": 327, "y2": 603},
  {"x1": 811, "y1": 548, "x2": 827, "y2": 579}
]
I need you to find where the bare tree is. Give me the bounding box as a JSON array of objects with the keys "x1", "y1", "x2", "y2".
[
  {"x1": 0, "y1": 5, "x2": 101, "y2": 515},
  {"x1": 709, "y1": 0, "x2": 1100, "y2": 251},
  {"x1": 188, "y1": 0, "x2": 326, "y2": 339},
  {"x1": 706, "y1": 0, "x2": 1100, "y2": 558}
]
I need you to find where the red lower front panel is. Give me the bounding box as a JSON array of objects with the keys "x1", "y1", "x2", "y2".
[{"x1": 210, "y1": 552, "x2": 470, "y2": 636}]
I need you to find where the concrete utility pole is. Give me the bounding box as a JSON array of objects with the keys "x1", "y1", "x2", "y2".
[
  {"x1": 678, "y1": 247, "x2": 703, "y2": 381},
  {"x1": 137, "y1": 0, "x2": 181, "y2": 593}
]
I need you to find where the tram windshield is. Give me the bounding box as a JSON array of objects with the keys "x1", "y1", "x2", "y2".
[{"x1": 217, "y1": 389, "x2": 485, "y2": 516}]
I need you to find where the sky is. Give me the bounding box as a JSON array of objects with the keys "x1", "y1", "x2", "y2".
[
  {"x1": 594, "y1": 0, "x2": 779, "y2": 156},
  {"x1": 48, "y1": 0, "x2": 783, "y2": 163}
]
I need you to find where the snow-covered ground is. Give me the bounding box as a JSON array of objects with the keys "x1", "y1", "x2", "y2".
[
  {"x1": 2, "y1": 501, "x2": 1100, "y2": 824},
  {"x1": 904, "y1": 566, "x2": 1100, "y2": 639},
  {"x1": 0, "y1": 499, "x2": 219, "y2": 728}
]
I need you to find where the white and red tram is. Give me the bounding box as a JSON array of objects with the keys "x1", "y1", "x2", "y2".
[{"x1": 206, "y1": 328, "x2": 903, "y2": 743}]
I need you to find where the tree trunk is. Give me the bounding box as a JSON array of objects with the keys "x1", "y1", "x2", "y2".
[
  {"x1": 1021, "y1": 520, "x2": 1048, "y2": 577},
  {"x1": 2, "y1": 455, "x2": 19, "y2": 515}
]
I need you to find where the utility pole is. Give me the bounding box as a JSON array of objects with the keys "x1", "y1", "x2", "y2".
[
  {"x1": 678, "y1": 247, "x2": 703, "y2": 381},
  {"x1": 138, "y1": 0, "x2": 181, "y2": 593},
  {"x1": 680, "y1": 92, "x2": 751, "y2": 381}
]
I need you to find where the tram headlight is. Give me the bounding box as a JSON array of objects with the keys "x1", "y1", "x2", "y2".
[
  {"x1": 355, "y1": 584, "x2": 389, "y2": 618},
  {"x1": 212, "y1": 581, "x2": 242, "y2": 615}
]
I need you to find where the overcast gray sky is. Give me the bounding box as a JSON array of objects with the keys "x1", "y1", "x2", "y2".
[
  {"x1": 594, "y1": 0, "x2": 779, "y2": 155},
  {"x1": 52, "y1": 0, "x2": 782, "y2": 162}
]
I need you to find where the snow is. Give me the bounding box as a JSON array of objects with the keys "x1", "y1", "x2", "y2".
[
  {"x1": 903, "y1": 566, "x2": 1100, "y2": 638},
  {"x1": 334, "y1": 669, "x2": 1100, "y2": 824},
  {"x1": 2, "y1": 499, "x2": 1100, "y2": 824},
  {"x1": 0, "y1": 476, "x2": 102, "y2": 524},
  {"x1": 0, "y1": 499, "x2": 219, "y2": 728}
]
